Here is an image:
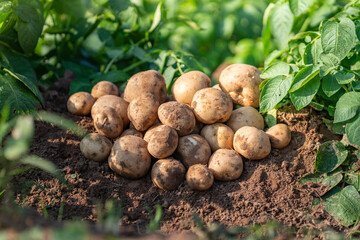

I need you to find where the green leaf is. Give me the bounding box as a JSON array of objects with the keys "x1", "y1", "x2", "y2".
[
  {"x1": 345, "y1": 171, "x2": 360, "y2": 191},
  {"x1": 259, "y1": 75, "x2": 293, "y2": 113},
  {"x1": 0, "y1": 1, "x2": 12, "y2": 25},
  {"x1": 109, "y1": 0, "x2": 131, "y2": 14},
  {"x1": 181, "y1": 54, "x2": 203, "y2": 72},
  {"x1": 315, "y1": 141, "x2": 348, "y2": 173},
  {"x1": 264, "y1": 108, "x2": 277, "y2": 128},
  {"x1": 290, "y1": 75, "x2": 320, "y2": 110},
  {"x1": 334, "y1": 71, "x2": 355, "y2": 84},
  {"x1": 260, "y1": 62, "x2": 290, "y2": 79},
  {"x1": 163, "y1": 66, "x2": 176, "y2": 92},
  {"x1": 92, "y1": 71, "x2": 129, "y2": 84},
  {"x1": 345, "y1": 113, "x2": 360, "y2": 148},
  {"x1": 289, "y1": 65, "x2": 319, "y2": 92},
  {"x1": 52, "y1": 0, "x2": 85, "y2": 20},
  {"x1": 321, "y1": 73, "x2": 341, "y2": 97},
  {"x1": 300, "y1": 167, "x2": 343, "y2": 191},
  {"x1": 69, "y1": 78, "x2": 93, "y2": 96},
  {"x1": 289, "y1": 0, "x2": 312, "y2": 16},
  {"x1": 334, "y1": 92, "x2": 360, "y2": 123},
  {"x1": 262, "y1": 3, "x2": 275, "y2": 56},
  {"x1": 118, "y1": 6, "x2": 137, "y2": 31},
  {"x1": 264, "y1": 50, "x2": 284, "y2": 67},
  {"x1": 149, "y1": 2, "x2": 162, "y2": 33},
  {"x1": 270, "y1": 2, "x2": 294, "y2": 48},
  {"x1": 322, "y1": 118, "x2": 345, "y2": 135},
  {"x1": 304, "y1": 38, "x2": 322, "y2": 65}
]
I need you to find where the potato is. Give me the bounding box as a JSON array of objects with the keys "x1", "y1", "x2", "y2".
[
  {"x1": 143, "y1": 122, "x2": 162, "y2": 142},
  {"x1": 151, "y1": 159, "x2": 186, "y2": 190},
  {"x1": 128, "y1": 93, "x2": 159, "y2": 131},
  {"x1": 80, "y1": 133, "x2": 112, "y2": 162},
  {"x1": 93, "y1": 106, "x2": 123, "y2": 138},
  {"x1": 200, "y1": 123, "x2": 234, "y2": 151},
  {"x1": 175, "y1": 134, "x2": 211, "y2": 168},
  {"x1": 108, "y1": 135, "x2": 151, "y2": 179},
  {"x1": 226, "y1": 106, "x2": 264, "y2": 132},
  {"x1": 147, "y1": 125, "x2": 178, "y2": 159},
  {"x1": 67, "y1": 92, "x2": 95, "y2": 115},
  {"x1": 124, "y1": 70, "x2": 167, "y2": 104},
  {"x1": 191, "y1": 88, "x2": 233, "y2": 124},
  {"x1": 190, "y1": 120, "x2": 204, "y2": 135},
  {"x1": 158, "y1": 101, "x2": 196, "y2": 136},
  {"x1": 219, "y1": 64, "x2": 262, "y2": 108},
  {"x1": 120, "y1": 129, "x2": 143, "y2": 138},
  {"x1": 91, "y1": 95, "x2": 129, "y2": 126},
  {"x1": 212, "y1": 84, "x2": 222, "y2": 90},
  {"x1": 266, "y1": 124, "x2": 291, "y2": 149},
  {"x1": 171, "y1": 71, "x2": 211, "y2": 105},
  {"x1": 186, "y1": 164, "x2": 214, "y2": 191},
  {"x1": 91, "y1": 81, "x2": 119, "y2": 99},
  {"x1": 233, "y1": 126, "x2": 271, "y2": 160},
  {"x1": 208, "y1": 149, "x2": 243, "y2": 181}
]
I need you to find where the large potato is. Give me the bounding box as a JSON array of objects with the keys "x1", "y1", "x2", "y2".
[
  {"x1": 219, "y1": 64, "x2": 262, "y2": 108},
  {"x1": 80, "y1": 133, "x2": 112, "y2": 162},
  {"x1": 200, "y1": 123, "x2": 234, "y2": 151},
  {"x1": 91, "y1": 95, "x2": 129, "y2": 126},
  {"x1": 128, "y1": 93, "x2": 159, "y2": 131},
  {"x1": 158, "y1": 101, "x2": 196, "y2": 136},
  {"x1": 208, "y1": 149, "x2": 243, "y2": 181},
  {"x1": 151, "y1": 159, "x2": 186, "y2": 190},
  {"x1": 147, "y1": 125, "x2": 178, "y2": 159},
  {"x1": 108, "y1": 135, "x2": 151, "y2": 179},
  {"x1": 186, "y1": 164, "x2": 214, "y2": 191},
  {"x1": 124, "y1": 70, "x2": 167, "y2": 104},
  {"x1": 91, "y1": 81, "x2": 119, "y2": 99},
  {"x1": 191, "y1": 88, "x2": 233, "y2": 124},
  {"x1": 67, "y1": 92, "x2": 95, "y2": 115},
  {"x1": 266, "y1": 124, "x2": 291, "y2": 149},
  {"x1": 171, "y1": 71, "x2": 211, "y2": 105},
  {"x1": 226, "y1": 106, "x2": 264, "y2": 132},
  {"x1": 143, "y1": 122, "x2": 163, "y2": 142},
  {"x1": 233, "y1": 126, "x2": 271, "y2": 160},
  {"x1": 93, "y1": 106, "x2": 123, "y2": 138}
]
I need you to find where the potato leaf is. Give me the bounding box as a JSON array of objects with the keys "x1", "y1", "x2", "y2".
[
  {"x1": 345, "y1": 113, "x2": 360, "y2": 148},
  {"x1": 260, "y1": 61, "x2": 290, "y2": 79},
  {"x1": 289, "y1": 65, "x2": 319, "y2": 92},
  {"x1": 321, "y1": 73, "x2": 341, "y2": 97},
  {"x1": 289, "y1": 0, "x2": 313, "y2": 16},
  {"x1": 315, "y1": 141, "x2": 348, "y2": 173},
  {"x1": 290, "y1": 74, "x2": 320, "y2": 110},
  {"x1": 334, "y1": 92, "x2": 360, "y2": 123},
  {"x1": 270, "y1": 2, "x2": 294, "y2": 48}
]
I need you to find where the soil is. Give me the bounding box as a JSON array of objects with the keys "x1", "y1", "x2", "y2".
[{"x1": 8, "y1": 81, "x2": 344, "y2": 238}]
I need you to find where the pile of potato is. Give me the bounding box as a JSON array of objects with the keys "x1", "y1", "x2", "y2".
[{"x1": 67, "y1": 64, "x2": 291, "y2": 191}]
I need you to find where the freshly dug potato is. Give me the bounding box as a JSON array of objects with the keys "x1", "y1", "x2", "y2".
[
  {"x1": 151, "y1": 159, "x2": 186, "y2": 190},
  {"x1": 226, "y1": 106, "x2": 264, "y2": 132},
  {"x1": 67, "y1": 92, "x2": 95, "y2": 115},
  {"x1": 233, "y1": 126, "x2": 271, "y2": 160},
  {"x1": 147, "y1": 125, "x2": 178, "y2": 159},
  {"x1": 191, "y1": 88, "x2": 233, "y2": 124},
  {"x1": 143, "y1": 122, "x2": 162, "y2": 142},
  {"x1": 186, "y1": 164, "x2": 214, "y2": 191},
  {"x1": 212, "y1": 84, "x2": 222, "y2": 90},
  {"x1": 108, "y1": 135, "x2": 151, "y2": 179},
  {"x1": 93, "y1": 106, "x2": 123, "y2": 138},
  {"x1": 92, "y1": 95, "x2": 129, "y2": 126},
  {"x1": 158, "y1": 101, "x2": 196, "y2": 136},
  {"x1": 266, "y1": 124, "x2": 291, "y2": 149},
  {"x1": 128, "y1": 93, "x2": 159, "y2": 131},
  {"x1": 175, "y1": 134, "x2": 211, "y2": 168},
  {"x1": 172, "y1": 71, "x2": 211, "y2": 105},
  {"x1": 124, "y1": 70, "x2": 167, "y2": 104},
  {"x1": 80, "y1": 133, "x2": 112, "y2": 162},
  {"x1": 200, "y1": 123, "x2": 234, "y2": 151},
  {"x1": 219, "y1": 64, "x2": 262, "y2": 108},
  {"x1": 120, "y1": 129, "x2": 143, "y2": 138},
  {"x1": 208, "y1": 149, "x2": 243, "y2": 181},
  {"x1": 190, "y1": 120, "x2": 204, "y2": 135},
  {"x1": 91, "y1": 81, "x2": 119, "y2": 99}
]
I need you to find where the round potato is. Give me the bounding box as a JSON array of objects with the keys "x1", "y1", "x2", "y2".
[
  {"x1": 91, "y1": 81, "x2": 119, "y2": 99},
  {"x1": 128, "y1": 93, "x2": 159, "y2": 131},
  {"x1": 219, "y1": 64, "x2": 262, "y2": 108},
  {"x1": 80, "y1": 133, "x2": 112, "y2": 162},
  {"x1": 233, "y1": 126, "x2": 271, "y2": 160},
  {"x1": 92, "y1": 95, "x2": 129, "y2": 126},
  {"x1": 120, "y1": 128, "x2": 143, "y2": 138},
  {"x1": 124, "y1": 70, "x2": 167, "y2": 104},
  {"x1": 186, "y1": 164, "x2": 214, "y2": 191},
  {"x1": 172, "y1": 71, "x2": 211, "y2": 105},
  {"x1": 143, "y1": 122, "x2": 162, "y2": 142},
  {"x1": 266, "y1": 124, "x2": 291, "y2": 149},
  {"x1": 158, "y1": 101, "x2": 196, "y2": 136},
  {"x1": 147, "y1": 125, "x2": 178, "y2": 159},
  {"x1": 67, "y1": 92, "x2": 95, "y2": 115},
  {"x1": 200, "y1": 123, "x2": 234, "y2": 151},
  {"x1": 208, "y1": 149, "x2": 243, "y2": 181},
  {"x1": 151, "y1": 159, "x2": 186, "y2": 190},
  {"x1": 226, "y1": 106, "x2": 264, "y2": 132},
  {"x1": 191, "y1": 88, "x2": 233, "y2": 124},
  {"x1": 108, "y1": 135, "x2": 151, "y2": 179},
  {"x1": 93, "y1": 106, "x2": 123, "y2": 138}
]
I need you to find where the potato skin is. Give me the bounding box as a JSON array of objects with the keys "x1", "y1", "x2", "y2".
[
  {"x1": 266, "y1": 124, "x2": 291, "y2": 149},
  {"x1": 208, "y1": 149, "x2": 243, "y2": 181},
  {"x1": 91, "y1": 81, "x2": 119, "y2": 99},
  {"x1": 143, "y1": 122, "x2": 162, "y2": 142},
  {"x1": 186, "y1": 164, "x2": 214, "y2": 191},
  {"x1": 233, "y1": 126, "x2": 271, "y2": 160},
  {"x1": 108, "y1": 135, "x2": 151, "y2": 179},
  {"x1": 172, "y1": 71, "x2": 211, "y2": 105},
  {"x1": 92, "y1": 95, "x2": 129, "y2": 126},
  {"x1": 219, "y1": 64, "x2": 262, "y2": 108},
  {"x1": 80, "y1": 133, "x2": 112, "y2": 162},
  {"x1": 93, "y1": 106, "x2": 123, "y2": 138},
  {"x1": 158, "y1": 101, "x2": 196, "y2": 136},
  {"x1": 120, "y1": 129, "x2": 143, "y2": 138},
  {"x1": 200, "y1": 123, "x2": 234, "y2": 151},
  {"x1": 191, "y1": 88, "x2": 233, "y2": 124},
  {"x1": 124, "y1": 70, "x2": 167, "y2": 104},
  {"x1": 147, "y1": 125, "x2": 178, "y2": 159},
  {"x1": 151, "y1": 159, "x2": 186, "y2": 190},
  {"x1": 67, "y1": 92, "x2": 95, "y2": 115},
  {"x1": 226, "y1": 106, "x2": 264, "y2": 132}
]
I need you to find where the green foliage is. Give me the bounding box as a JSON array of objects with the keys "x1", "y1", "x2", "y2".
[{"x1": 146, "y1": 205, "x2": 162, "y2": 233}]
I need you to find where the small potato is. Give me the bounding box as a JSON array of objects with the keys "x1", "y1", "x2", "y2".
[
  {"x1": 92, "y1": 95, "x2": 129, "y2": 126},
  {"x1": 172, "y1": 71, "x2": 211, "y2": 105},
  {"x1": 143, "y1": 122, "x2": 162, "y2": 142},
  {"x1": 158, "y1": 101, "x2": 196, "y2": 136},
  {"x1": 91, "y1": 81, "x2": 119, "y2": 99},
  {"x1": 128, "y1": 93, "x2": 159, "y2": 131},
  {"x1": 266, "y1": 124, "x2": 291, "y2": 149},
  {"x1": 151, "y1": 159, "x2": 186, "y2": 190},
  {"x1": 124, "y1": 70, "x2": 167, "y2": 104},
  {"x1": 175, "y1": 134, "x2": 211, "y2": 168},
  {"x1": 233, "y1": 126, "x2": 271, "y2": 160},
  {"x1": 93, "y1": 106, "x2": 123, "y2": 138},
  {"x1": 147, "y1": 125, "x2": 178, "y2": 159},
  {"x1": 186, "y1": 164, "x2": 214, "y2": 191},
  {"x1": 208, "y1": 149, "x2": 243, "y2": 181},
  {"x1": 80, "y1": 133, "x2": 112, "y2": 162},
  {"x1": 226, "y1": 106, "x2": 264, "y2": 132},
  {"x1": 67, "y1": 92, "x2": 95, "y2": 115},
  {"x1": 200, "y1": 123, "x2": 234, "y2": 151},
  {"x1": 191, "y1": 88, "x2": 233, "y2": 124},
  {"x1": 120, "y1": 129, "x2": 143, "y2": 138},
  {"x1": 108, "y1": 135, "x2": 151, "y2": 179}
]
